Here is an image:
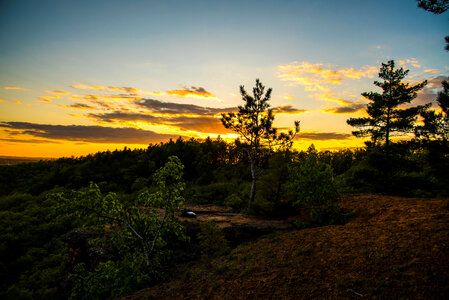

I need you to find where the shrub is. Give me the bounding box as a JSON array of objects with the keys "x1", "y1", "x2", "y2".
[{"x1": 289, "y1": 145, "x2": 339, "y2": 208}]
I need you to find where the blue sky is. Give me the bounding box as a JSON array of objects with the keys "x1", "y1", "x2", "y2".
[{"x1": 0, "y1": 0, "x2": 448, "y2": 157}]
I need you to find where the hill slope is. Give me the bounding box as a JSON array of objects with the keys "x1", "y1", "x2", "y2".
[{"x1": 124, "y1": 194, "x2": 449, "y2": 299}]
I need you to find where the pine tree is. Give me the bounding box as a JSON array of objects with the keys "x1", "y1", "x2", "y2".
[
  {"x1": 416, "y1": 78, "x2": 449, "y2": 143},
  {"x1": 347, "y1": 60, "x2": 427, "y2": 147},
  {"x1": 221, "y1": 79, "x2": 299, "y2": 212}
]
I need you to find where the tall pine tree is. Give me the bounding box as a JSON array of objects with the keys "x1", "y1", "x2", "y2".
[{"x1": 347, "y1": 60, "x2": 427, "y2": 147}]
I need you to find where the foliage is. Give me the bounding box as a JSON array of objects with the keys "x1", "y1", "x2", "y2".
[
  {"x1": 52, "y1": 156, "x2": 187, "y2": 299},
  {"x1": 197, "y1": 221, "x2": 230, "y2": 257},
  {"x1": 0, "y1": 192, "x2": 75, "y2": 300},
  {"x1": 416, "y1": 78, "x2": 449, "y2": 143},
  {"x1": 288, "y1": 145, "x2": 340, "y2": 208},
  {"x1": 69, "y1": 254, "x2": 150, "y2": 300},
  {"x1": 347, "y1": 60, "x2": 428, "y2": 146},
  {"x1": 221, "y1": 79, "x2": 299, "y2": 211},
  {"x1": 417, "y1": 0, "x2": 449, "y2": 14},
  {"x1": 416, "y1": 0, "x2": 449, "y2": 50}
]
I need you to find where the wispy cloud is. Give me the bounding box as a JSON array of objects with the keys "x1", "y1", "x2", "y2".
[
  {"x1": 415, "y1": 75, "x2": 448, "y2": 106},
  {"x1": 272, "y1": 104, "x2": 307, "y2": 114},
  {"x1": 71, "y1": 84, "x2": 219, "y2": 100},
  {"x1": 296, "y1": 131, "x2": 352, "y2": 140},
  {"x1": 322, "y1": 103, "x2": 366, "y2": 114},
  {"x1": 278, "y1": 62, "x2": 377, "y2": 91},
  {"x1": 312, "y1": 93, "x2": 353, "y2": 105},
  {"x1": 45, "y1": 90, "x2": 71, "y2": 95},
  {"x1": 135, "y1": 98, "x2": 235, "y2": 116},
  {"x1": 71, "y1": 94, "x2": 142, "y2": 101},
  {"x1": 0, "y1": 138, "x2": 62, "y2": 144},
  {"x1": 0, "y1": 121, "x2": 183, "y2": 144},
  {"x1": 424, "y1": 69, "x2": 440, "y2": 74},
  {"x1": 4, "y1": 86, "x2": 27, "y2": 90},
  {"x1": 71, "y1": 84, "x2": 139, "y2": 94},
  {"x1": 60, "y1": 103, "x2": 96, "y2": 110},
  {"x1": 155, "y1": 86, "x2": 218, "y2": 99},
  {"x1": 0, "y1": 99, "x2": 4, "y2": 103},
  {"x1": 89, "y1": 111, "x2": 231, "y2": 134},
  {"x1": 38, "y1": 95, "x2": 60, "y2": 103},
  {"x1": 398, "y1": 58, "x2": 421, "y2": 68},
  {"x1": 13, "y1": 100, "x2": 22, "y2": 104}
]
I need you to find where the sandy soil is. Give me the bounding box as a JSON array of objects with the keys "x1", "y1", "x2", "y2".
[{"x1": 123, "y1": 194, "x2": 449, "y2": 299}]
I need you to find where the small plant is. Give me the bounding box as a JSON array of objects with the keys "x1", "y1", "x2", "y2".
[{"x1": 197, "y1": 221, "x2": 230, "y2": 257}]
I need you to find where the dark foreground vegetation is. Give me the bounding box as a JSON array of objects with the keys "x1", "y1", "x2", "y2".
[{"x1": 0, "y1": 135, "x2": 448, "y2": 299}]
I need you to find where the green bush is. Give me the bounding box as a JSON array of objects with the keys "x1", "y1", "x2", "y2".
[{"x1": 289, "y1": 145, "x2": 339, "y2": 208}]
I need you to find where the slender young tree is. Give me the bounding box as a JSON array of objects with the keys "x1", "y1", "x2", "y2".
[
  {"x1": 54, "y1": 156, "x2": 185, "y2": 277},
  {"x1": 221, "y1": 79, "x2": 299, "y2": 211},
  {"x1": 347, "y1": 60, "x2": 427, "y2": 147}
]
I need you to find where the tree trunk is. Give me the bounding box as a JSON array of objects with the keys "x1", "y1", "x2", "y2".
[
  {"x1": 248, "y1": 156, "x2": 257, "y2": 212},
  {"x1": 122, "y1": 218, "x2": 153, "y2": 275}
]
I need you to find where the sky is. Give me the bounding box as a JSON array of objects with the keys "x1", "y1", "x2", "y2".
[{"x1": 0, "y1": 0, "x2": 448, "y2": 158}]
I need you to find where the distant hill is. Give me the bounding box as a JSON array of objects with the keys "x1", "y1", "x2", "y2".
[{"x1": 0, "y1": 156, "x2": 55, "y2": 165}]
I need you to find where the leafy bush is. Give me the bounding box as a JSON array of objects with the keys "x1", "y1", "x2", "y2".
[
  {"x1": 52, "y1": 156, "x2": 187, "y2": 299},
  {"x1": 289, "y1": 145, "x2": 339, "y2": 208}
]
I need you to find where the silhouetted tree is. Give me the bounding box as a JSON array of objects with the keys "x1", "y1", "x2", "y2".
[
  {"x1": 347, "y1": 60, "x2": 427, "y2": 147},
  {"x1": 417, "y1": 0, "x2": 449, "y2": 14},
  {"x1": 416, "y1": 78, "x2": 449, "y2": 143},
  {"x1": 417, "y1": 0, "x2": 449, "y2": 51},
  {"x1": 221, "y1": 79, "x2": 299, "y2": 211}
]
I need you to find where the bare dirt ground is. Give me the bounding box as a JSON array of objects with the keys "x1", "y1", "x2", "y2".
[{"x1": 123, "y1": 194, "x2": 449, "y2": 299}]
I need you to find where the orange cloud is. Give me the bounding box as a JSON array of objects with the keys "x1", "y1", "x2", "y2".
[
  {"x1": 398, "y1": 58, "x2": 421, "y2": 68},
  {"x1": 71, "y1": 94, "x2": 142, "y2": 101},
  {"x1": 424, "y1": 69, "x2": 440, "y2": 74},
  {"x1": 0, "y1": 99, "x2": 4, "y2": 103},
  {"x1": 164, "y1": 86, "x2": 217, "y2": 99},
  {"x1": 295, "y1": 131, "x2": 352, "y2": 141},
  {"x1": 322, "y1": 103, "x2": 366, "y2": 115},
  {"x1": 278, "y1": 62, "x2": 377, "y2": 91},
  {"x1": 13, "y1": 101, "x2": 22, "y2": 104},
  {"x1": 4, "y1": 87, "x2": 26, "y2": 90},
  {"x1": 45, "y1": 90, "x2": 71, "y2": 95},
  {"x1": 312, "y1": 93, "x2": 353, "y2": 105},
  {"x1": 72, "y1": 83, "x2": 219, "y2": 100},
  {"x1": 60, "y1": 103, "x2": 96, "y2": 110},
  {"x1": 38, "y1": 97, "x2": 52, "y2": 103},
  {"x1": 283, "y1": 94, "x2": 294, "y2": 100},
  {"x1": 71, "y1": 84, "x2": 139, "y2": 94},
  {"x1": 272, "y1": 104, "x2": 307, "y2": 114}
]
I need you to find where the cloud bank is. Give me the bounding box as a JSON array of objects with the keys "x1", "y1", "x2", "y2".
[{"x1": 0, "y1": 122, "x2": 183, "y2": 144}]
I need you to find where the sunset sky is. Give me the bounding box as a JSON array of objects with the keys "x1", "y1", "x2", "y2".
[{"x1": 1, "y1": 0, "x2": 448, "y2": 158}]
